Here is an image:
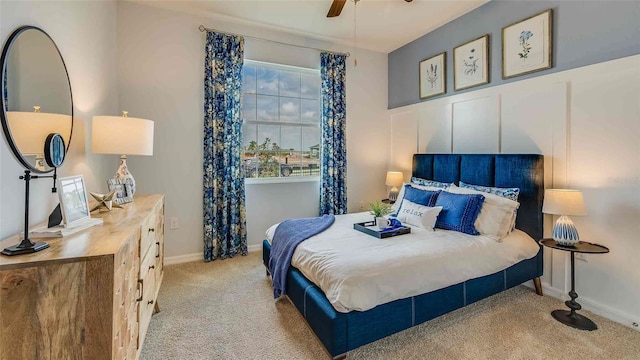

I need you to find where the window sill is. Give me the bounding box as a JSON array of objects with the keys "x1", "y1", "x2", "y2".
[{"x1": 245, "y1": 176, "x2": 320, "y2": 185}]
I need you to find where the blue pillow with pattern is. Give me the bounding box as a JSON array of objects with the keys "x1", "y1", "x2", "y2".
[
  {"x1": 434, "y1": 192, "x2": 485, "y2": 235},
  {"x1": 411, "y1": 177, "x2": 450, "y2": 189},
  {"x1": 402, "y1": 184, "x2": 440, "y2": 207},
  {"x1": 459, "y1": 181, "x2": 520, "y2": 202}
]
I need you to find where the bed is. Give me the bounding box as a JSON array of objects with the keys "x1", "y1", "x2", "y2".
[{"x1": 262, "y1": 154, "x2": 544, "y2": 359}]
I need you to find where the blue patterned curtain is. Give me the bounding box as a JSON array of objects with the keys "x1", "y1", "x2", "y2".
[
  {"x1": 319, "y1": 52, "x2": 347, "y2": 215},
  {"x1": 203, "y1": 31, "x2": 248, "y2": 261}
]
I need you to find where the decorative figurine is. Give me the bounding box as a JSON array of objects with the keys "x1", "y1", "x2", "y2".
[{"x1": 90, "y1": 190, "x2": 124, "y2": 212}]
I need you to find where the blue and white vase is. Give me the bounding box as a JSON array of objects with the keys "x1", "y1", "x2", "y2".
[{"x1": 553, "y1": 215, "x2": 580, "y2": 246}]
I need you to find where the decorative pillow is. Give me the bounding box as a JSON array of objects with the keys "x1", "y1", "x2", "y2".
[
  {"x1": 410, "y1": 177, "x2": 450, "y2": 189},
  {"x1": 447, "y1": 185, "x2": 520, "y2": 241},
  {"x1": 396, "y1": 200, "x2": 443, "y2": 230},
  {"x1": 391, "y1": 183, "x2": 443, "y2": 212},
  {"x1": 401, "y1": 185, "x2": 440, "y2": 207},
  {"x1": 459, "y1": 181, "x2": 520, "y2": 202},
  {"x1": 434, "y1": 192, "x2": 485, "y2": 235}
]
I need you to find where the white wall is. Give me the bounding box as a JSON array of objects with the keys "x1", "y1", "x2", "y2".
[
  {"x1": 0, "y1": 1, "x2": 118, "y2": 241},
  {"x1": 116, "y1": 2, "x2": 389, "y2": 260},
  {"x1": 388, "y1": 55, "x2": 640, "y2": 329}
]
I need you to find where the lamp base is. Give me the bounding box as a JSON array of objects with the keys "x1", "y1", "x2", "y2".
[
  {"x1": 552, "y1": 215, "x2": 580, "y2": 246},
  {"x1": 114, "y1": 155, "x2": 136, "y2": 196},
  {"x1": 388, "y1": 186, "x2": 399, "y2": 202},
  {"x1": 1, "y1": 240, "x2": 49, "y2": 256}
]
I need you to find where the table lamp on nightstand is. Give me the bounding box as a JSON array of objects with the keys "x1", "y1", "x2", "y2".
[
  {"x1": 542, "y1": 189, "x2": 587, "y2": 246},
  {"x1": 385, "y1": 171, "x2": 404, "y2": 202}
]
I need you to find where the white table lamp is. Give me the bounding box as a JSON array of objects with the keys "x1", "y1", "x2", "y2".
[
  {"x1": 542, "y1": 189, "x2": 587, "y2": 246},
  {"x1": 7, "y1": 107, "x2": 72, "y2": 171},
  {"x1": 385, "y1": 171, "x2": 404, "y2": 201},
  {"x1": 92, "y1": 111, "x2": 154, "y2": 196}
]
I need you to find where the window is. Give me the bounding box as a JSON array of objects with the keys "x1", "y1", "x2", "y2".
[{"x1": 242, "y1": 60, "x2": 321, "y2": 180}]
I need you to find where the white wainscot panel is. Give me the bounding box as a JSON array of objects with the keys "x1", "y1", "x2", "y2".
[
  {"x1": 418, "y1": 99, "x2": 452, "y2": 153},
  {"x1": 451, "y1": 96, "x2": 499, "y2": 153},
  {"x1": 390, "y1": 110, "x2": 418, "y2": 179},
  {"x1": 501, "y1": 82, "x2": 568, "y2": 288}
]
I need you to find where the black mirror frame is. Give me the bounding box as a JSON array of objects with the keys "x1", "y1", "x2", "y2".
[{"x1": 0, "y1": 25, "x2": 74, "y2": 174}]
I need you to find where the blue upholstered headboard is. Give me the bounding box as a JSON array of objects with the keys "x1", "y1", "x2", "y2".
[{"x1": 412, "y1": 154, "x2": 544, "y2": 241}]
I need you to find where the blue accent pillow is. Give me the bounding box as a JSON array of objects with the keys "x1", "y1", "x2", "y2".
[
  {"x1": 410, "y1": 177, "x2": 450, "y2": 189},
  {"x1": 459, "y1": 181, "x2": 520, "y2": 202},
  {"x1": 402, "y1": 185, "x2": 440, "y2": 207},
  {"x1": 435, "y1": 192, "x2": 485, "y2": 235}
]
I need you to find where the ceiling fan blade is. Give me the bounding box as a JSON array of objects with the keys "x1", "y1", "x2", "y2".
[{"x1": 327, "y1": 0, "x2": 347, "y2": 18}]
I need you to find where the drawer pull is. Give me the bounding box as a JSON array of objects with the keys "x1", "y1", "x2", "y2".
[
  {"x1": 148, "y1": 228, "x2": 155, "y2": 233},
  {"x1": 136, "y1": 279, "x2": 144, "y2": 302},
  {"x1": 149, "y1": 265, "x2": 155, "y2": 270},
  {"x1": 156, "y1": 241, "x2": 160, "y2": 258},
  {"x1": 148, "y1": 300, "x2": 154, "y2": 305}
]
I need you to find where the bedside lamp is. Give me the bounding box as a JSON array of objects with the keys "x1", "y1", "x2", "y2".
[
  {"x1": 92, "y1": 111, "x2": 154, "y2": 197},
  {"x1": 385, "y1": 171, "x2": 404, "y2": 201},
  {"x1": 542, "y1": 189, "x2": 587, "y2": 246}
]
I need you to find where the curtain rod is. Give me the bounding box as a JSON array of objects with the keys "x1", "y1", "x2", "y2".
[{"x1": 198, "y1": 25, "x2": 350, "y2": 57}]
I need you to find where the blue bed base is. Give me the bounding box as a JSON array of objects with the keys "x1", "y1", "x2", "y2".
[{"x1": 263, "y1": 154, "x2": 544, "y2": 359}]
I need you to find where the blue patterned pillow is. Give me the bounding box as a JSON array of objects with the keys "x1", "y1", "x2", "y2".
[
  {"x1": 411, "y1": 177, "x2": 450, "y2": 189},
  {"x1": 434, "y1": 192, "x2": 485, "y2": 235},
  {"x1": 459, "y1": 181, "x2": 520, "y2": 202},
  {"x1": 402, "y1": 184, "x2": 440, "y2": 207}
]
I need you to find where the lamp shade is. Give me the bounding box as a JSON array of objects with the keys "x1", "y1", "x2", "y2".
[
  {"x1": 92, "y1": 115, "x2": 154, "y2": 155},
  {"x1": 542, "y1": 189, "x2": 587, "y2": 216},
  {"x1": 7, "y1": 111, "x2": 72, "y2": 155},
  {"x1": 385, "y1": 171, "x2": 404, "y2": 187}
]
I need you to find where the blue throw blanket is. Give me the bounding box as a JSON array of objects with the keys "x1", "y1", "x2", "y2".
[{"x1": 269, "y1": 214, "x2": 335, "y2": 298}]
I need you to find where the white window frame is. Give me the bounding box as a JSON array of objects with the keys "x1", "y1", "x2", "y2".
[{"x1": 242, "y1": 59, "x2": 321, "y2": 185}]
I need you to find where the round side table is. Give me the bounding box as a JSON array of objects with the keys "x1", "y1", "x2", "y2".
[{"x1": 539, "y1": 239, "x2": 609, "y2": 331}]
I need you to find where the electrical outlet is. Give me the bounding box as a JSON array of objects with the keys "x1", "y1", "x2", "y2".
[
  {"x1": 169, "y1": 217, "x2": 180, "y2": 230},
  {"x1": 575, "y1": 253, "x2": 587, "y2": 262}
]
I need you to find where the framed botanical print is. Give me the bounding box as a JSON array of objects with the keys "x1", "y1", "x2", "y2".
[
  {"x1": 419, "y1": 52, "x2": 446, "y2": 99},
  {"x1": 502, "y1": 9, "x2": 553, "y2": 79},
  {"x1": 454, "y1": 34, "x2": 489, "y2": 91}
]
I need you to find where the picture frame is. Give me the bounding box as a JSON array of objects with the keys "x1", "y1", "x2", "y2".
[
  {"x1": 419, "y1": 52, "x2": 446, "y2": 99},
  {"x1": 454, "y1": 35, "x2": 489, "y2": 91},
  {"x1": 107, "y1": 177, "x2": 134, "y2": 205},
  {"x1": 58, "y1": 175, "x2": 91, "y2": 227},
  {"x1": 502, "y1": 9, "x2": 553, "y2": 79}
]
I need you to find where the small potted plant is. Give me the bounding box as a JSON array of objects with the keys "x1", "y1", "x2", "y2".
[{"x1": 369, "y1": 200, "x2": 393, "y2": 229}]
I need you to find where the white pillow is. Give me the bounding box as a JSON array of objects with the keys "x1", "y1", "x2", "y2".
[
  {"x1": 396, "y1": 200, "x2": 443, "y2": 230},
  {"x1": 447, "y1": 185, "x2": 519, "y2": 241},
  {"x1": 391, "y1": 183, "x2": 444, "y2": 213}
]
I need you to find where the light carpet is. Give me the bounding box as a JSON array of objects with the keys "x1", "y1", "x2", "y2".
[{"x1": 141, "y1": 252, "x2": 640, "y2": 360}]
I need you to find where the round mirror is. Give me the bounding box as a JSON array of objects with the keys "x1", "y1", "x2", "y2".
[{"x1": 0, "y1": 26, "x2": 73, "y2": 173}]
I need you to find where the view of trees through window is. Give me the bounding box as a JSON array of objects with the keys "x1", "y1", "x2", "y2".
[{"x1": 242, "y1": 60, "x2": 321, "y2": 179}]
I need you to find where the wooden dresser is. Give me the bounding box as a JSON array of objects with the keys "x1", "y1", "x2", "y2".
[{"x1": 0, "y1": 194, "x2": 165, "y2": 360}]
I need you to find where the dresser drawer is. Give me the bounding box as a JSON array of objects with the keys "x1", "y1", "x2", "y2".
[
  {"x1": 140, "y1": 211, "x2": 157, "y2": 259},
  {"x1": 137, "y1": 264, "x2": 156, "y2": 350}
]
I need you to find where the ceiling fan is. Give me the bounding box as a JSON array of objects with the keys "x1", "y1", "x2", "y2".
[{"x1": 327, "y1": 0, "x2": 413, "y2": 18}]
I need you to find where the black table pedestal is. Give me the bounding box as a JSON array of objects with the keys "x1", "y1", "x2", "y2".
[{"x1": 552, "y1": 310, "x2": 597, "y2": 331}]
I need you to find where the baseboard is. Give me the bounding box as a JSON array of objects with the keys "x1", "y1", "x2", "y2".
[
  {"x1": 527, "y1": 281, "x2": 640, "y2": 332},
  {"x1": 165, "y1": 243, "x2": 262, "y2": 265}
]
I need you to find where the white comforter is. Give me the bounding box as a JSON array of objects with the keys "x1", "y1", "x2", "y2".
[{"x1": 266, "y1": 212, "x2": 540, "y2": 313}]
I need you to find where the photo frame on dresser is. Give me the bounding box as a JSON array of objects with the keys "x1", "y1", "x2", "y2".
[
  {"x1": 419, "y1": 52, "x2": 446, "y2": 99},
  {"x1": 454, "y1": 35, "x2": 489, "y2": 91},
  {"x1": 107, "y1": 177, "x2": 134, "y2": 205},
  {"x1": 502, "y1": 9, "x2": 553, "y2": 79}
]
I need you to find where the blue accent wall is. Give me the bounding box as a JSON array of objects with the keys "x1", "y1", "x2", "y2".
[{"x1": 388, "y1": 1, "x2": 640, "y2": 109}]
